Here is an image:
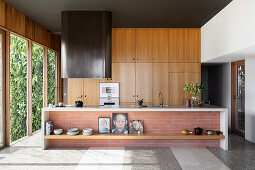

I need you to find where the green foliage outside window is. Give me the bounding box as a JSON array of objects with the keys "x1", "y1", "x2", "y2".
[
  {"x1": 10, "y1": 35, "x2": 57, "y2": 141},
  {"x1": 10, "y1": 34, "x2": 27, "y2": 142},
  {"x1": 32, "y1": 43, "x2": 43, "y2": 132},
  {"x1": 47, "y1": 50, "x2": 56, "y2": 105}
]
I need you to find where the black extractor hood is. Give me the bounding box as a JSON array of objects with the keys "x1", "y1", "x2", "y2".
[{"x1": 61, "y1": 11, "x2": 112, "y2": 78}]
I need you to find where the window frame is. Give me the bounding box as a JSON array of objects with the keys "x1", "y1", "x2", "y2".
[{"x1": 6, "y1": 32, "x2": 60, "y2": 145}]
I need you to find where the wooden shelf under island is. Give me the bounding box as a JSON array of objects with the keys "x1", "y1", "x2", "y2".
[{"x1": 44, "y1": 133, "x2": 225, "y2": 140}]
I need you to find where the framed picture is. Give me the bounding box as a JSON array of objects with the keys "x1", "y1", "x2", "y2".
[
  {"x1": 112, "y1": 113, "x2": 128, "y2": 134},
  {"x1": 129, "y1": 120, "x2": 144, "y2": 134},
  {"x1": 98, "y1": 117, "x2": 111, "y2": 134}
]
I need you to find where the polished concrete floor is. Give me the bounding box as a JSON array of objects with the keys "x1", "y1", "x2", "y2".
[{"x1": 0, "y1": 132, "x2": 253, "y2": 170}]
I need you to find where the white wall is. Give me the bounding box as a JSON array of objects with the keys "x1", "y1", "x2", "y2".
[
  {"x1": 245, "y1": 57, "x2": 255, "y2": 142},
  {"x1": 222, "y1": 63, "x2": 231, "y2": 130},
  {"x1": 201, "y1": 0, "x2": 255, "y2": 62},
  {"x1": 201, "y1": 0, "x2": 255, "y2": 142}
]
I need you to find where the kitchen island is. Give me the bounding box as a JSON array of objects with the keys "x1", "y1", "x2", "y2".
[{"x1": 42, "y1": 105, "x2": 228, "y2": 150}]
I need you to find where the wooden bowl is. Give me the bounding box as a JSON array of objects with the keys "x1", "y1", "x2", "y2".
[{"x1": 195, "y1": 103, "x2": 203, "y2": 107}]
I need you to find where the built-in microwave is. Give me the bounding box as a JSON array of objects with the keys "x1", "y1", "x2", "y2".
[{"x1": 100, "y1": 83, "x2": 119, "y2": 106}]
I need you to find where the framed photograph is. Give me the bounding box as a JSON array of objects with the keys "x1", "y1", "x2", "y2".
[
  {"x1": 129, "y1": 120, "x2": 144, "y2": 134},
  {"x1": 98, "y1": 117, "x2": 111, "y2": 134},
  {"x1": 112, "y1": 113, "x2": 128, "y2": 134}
]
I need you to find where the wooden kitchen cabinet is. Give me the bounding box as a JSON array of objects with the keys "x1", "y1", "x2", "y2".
[
  {"x1": 152, "y1": 29, "x2": 169, "y2": 62},
  {"x1": 83, "y1": 79, "x2": 100, "y2": 105},
  {"x1": 112, "y1": 29, "x2": 136, "y2": 63},
  {"x1": 169, "y1": 28, "x2": 200, "y2": 63},
  {"x1": 112, "y1": 63, "x2": 136, "y2": 104},
  {"x1": 152, "y1": 63, "x2": 169, "y2": 105},
  {"x1": 169, "y1": 72, "x2": 201, "y2": 106},
  {"x1": 183, "y1": 29, "x2": 201, "y2": 63},
  {"x1": 136, "y1": 63, "x2": 152, "y2": 104},
  {"x1": 67, "y1": 79, "x2": 83, "y2": 105},
  {"x1": 169, "y1": 63, "x2": 201, "y2": 73},
  {"x1": 136, "y1": 29, "x2": 153, "y2": 62}
]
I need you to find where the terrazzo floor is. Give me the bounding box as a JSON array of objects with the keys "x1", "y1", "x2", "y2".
[{"x1": 0, "y1": 132, "x2": 253, "y2": 170}]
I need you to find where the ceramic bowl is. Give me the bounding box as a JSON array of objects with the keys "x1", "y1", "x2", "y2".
[
  {"x1": 83, "y1": 128, "x2": 93, "y2": 134},
  {"x1": 67, "y1": 131, "x2": 79, "y2": 136},
  {"x1": 207, "y1": 130, "x2": 214, "y2": 135},
  {"x1": 68, "y1": 128, "x2": 79, "y2": 132},
  {"x1": 54, "y1": 129, "x2": 63, "y2": 135},
  {"x1": 82, "y1": 131, "x2": 92, "y2": 136}
]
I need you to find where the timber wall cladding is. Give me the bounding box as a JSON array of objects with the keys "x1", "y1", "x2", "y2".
[
  {"x1": 49, "y1": 111, "x2": 220, "y2": 147},
  {"x1": 0, "y1": 0, "x2": 60, "y2": 51},
  {"x1": 68, "y1": 28, "x2": 201, "y2": 106}
]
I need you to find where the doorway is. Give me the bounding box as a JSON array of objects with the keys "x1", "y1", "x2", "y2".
[{"x1": 231, "y1": 60, "x2": 245, "y2": 136}]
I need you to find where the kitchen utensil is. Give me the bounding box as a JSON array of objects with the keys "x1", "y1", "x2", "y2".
[
  {"x1": 136, "y1": 99, "x2": 143, "y2": 106},
  {"x1": 207, "y1": 130, "x2": 214, "y2": 135},
  {"x1": 75, "y1": 100, "x2": 83, "y2": 107},
  {"x1": 194, "y1": 127, "x2": 203, "y2": 135},
  {"x1": 55, "y1": 104, "x2": 65, "y2": 107},
  {"x1": 182, "y1": 129, "x2": 193, "y2": 135},
  {"x1": 54, "y1": 129, "x2": 63, "y2": 135},
  {"x1": 216, "y1": 131, "x2": 222, "y2": 135}
]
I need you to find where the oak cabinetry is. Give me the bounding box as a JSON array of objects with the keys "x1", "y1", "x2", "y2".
[
  {"x1": 83, "y1": 79, "x2": 100, "y2": 105},
  {"x1": 183, "y1": 29, "x2": 201, "y2": 63},
  {"x1": 169, "y1": 71, "x2": 201, "y2": 106},
  {"x1": 66, "y1": 28, "x2": 201, "y2": 106},
  {"x1": 112, "y1": 63, "x2": 136, "y2": 104},
  {"x1": 169, "y1": 29, "x2": 184, "y2": 62},
  {"x1": 152, "y1": 63, "x2": 169, "y2": 105},
  {"x1": 136, "y1": 63, "x2": 152, "y2": 104},
  {"x1": 152, "y1": 29, "x2": 169, "y2": 62},
  {"x1": 169, "y1": 63, "x2": 201, "y2": 73},
  {"x1": 112, "y1": 29, "x2": 136, "y2": 63},
  {"x1": 136, "y1": 29, "x2": 153, "y2": 62},
  {"x1": 67, "y1": 79, "x2": 100, "y2": 105},
  {"x1": 67, "y1": 79, "x2": 83, "y2": 105},
  {"x1": 169, "y1": 28, "x2": 200, "y2": 63}
]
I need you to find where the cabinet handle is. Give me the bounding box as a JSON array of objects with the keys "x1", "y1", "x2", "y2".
[
  {"x1": 84, "y1": 95, "x2": 87, "y2": 98},
  {"x1": 133, "y1": 95, "x2": 135, "y2": 97},
  {"x1": 137, "y1": 95, "x2": 138, "y2": 97},
  {"x1": 133, "y1": 58, "x2": 135, "y2": 61}
]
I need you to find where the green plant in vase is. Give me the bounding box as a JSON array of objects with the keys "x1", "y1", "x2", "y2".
[{"x1": 184, "y1": 83, "x2": 206, "y2": 107}]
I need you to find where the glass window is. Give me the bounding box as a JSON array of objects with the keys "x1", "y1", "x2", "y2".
[
  {"x1": 10, "y1": 34, "x2": 28, "y2": 142},
  {"x1": 47, "y1": 50, "x2": 57, "y2": 105},
  {"x1": 32, "y1": 43, "x2": 44, "y2": 132}
]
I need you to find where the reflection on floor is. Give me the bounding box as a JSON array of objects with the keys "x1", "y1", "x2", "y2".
[{"x1": 0, "y1": 131, "x2": 253, "y2": 170}]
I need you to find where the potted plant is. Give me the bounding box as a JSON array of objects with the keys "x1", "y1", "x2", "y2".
[{"x1": 184, "y1": 83, "x2": 206, "y2": 107}]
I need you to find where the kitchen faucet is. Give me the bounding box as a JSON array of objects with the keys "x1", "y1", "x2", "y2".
[{"x1": 159, "y1": 92, "x2": 163, "y2": 107}]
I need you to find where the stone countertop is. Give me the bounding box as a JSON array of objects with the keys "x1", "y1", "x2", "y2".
[{"x1": 42, "y1": 105, "x2": 228, "y2": 112}]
